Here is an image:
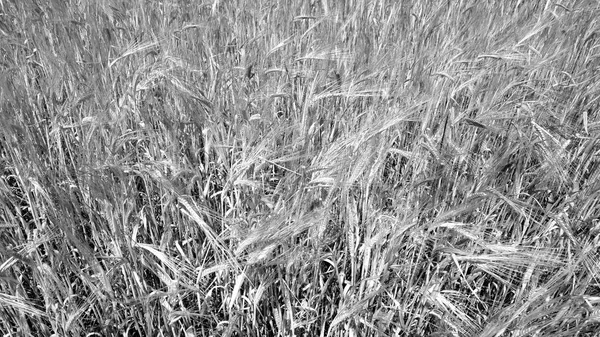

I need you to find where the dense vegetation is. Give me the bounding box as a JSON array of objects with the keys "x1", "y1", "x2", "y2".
[{"x1": 1, "y1": 0, "x2": 600, "y2": 336}]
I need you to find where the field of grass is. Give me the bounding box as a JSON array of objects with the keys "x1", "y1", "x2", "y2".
[{"x1": 1, "y1": 0, "x2": 600, "y2": 336}]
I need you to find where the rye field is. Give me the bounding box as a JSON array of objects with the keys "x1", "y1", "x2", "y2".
[{"x1": 1, "y1": 0, "x2": 600, "y2": 336}]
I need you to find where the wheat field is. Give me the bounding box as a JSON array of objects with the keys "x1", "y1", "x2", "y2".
[{"x1": 1, "y1": 0, "x2": 600, "y2": 336}]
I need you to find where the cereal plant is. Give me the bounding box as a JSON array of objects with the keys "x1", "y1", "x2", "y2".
[{"x1": 1, "y1": 1, "x2": 600, "y2": 336}]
